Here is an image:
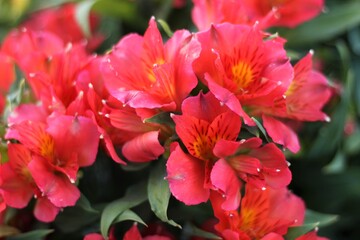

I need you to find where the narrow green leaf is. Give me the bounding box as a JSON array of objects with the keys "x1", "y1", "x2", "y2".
[
  {"x1": 100, "y1": 181, "x2": 148, "y2": 237},
  {"x1": 148, "y1": 161, "x2": 181, "y2": 228},
  {"x1": 144, "y1": 112, "x2": 174, "y2": 126},
  {"x1": 0, "y1": 225, "x2": 20, "y2": 238},
  {"x1": 7, "y1": 229, "x2": 54, "y2": 240},
  {"x1": 77, "y1": 193, "x2": 99, "y2": 213},
  {"x1": 189, "y1": 225, "x2": 221, "y2": 239},
  {"x1": 113, "y1": 209, "x2": 147, "y2": 226},
  {"x1": 323, "y1": 150, "x2": 346, "y2": 174},
  {"x1": 283, "y1": 1, "x2": 360, "y2": 46},
  {"x1": 251, "y1": 117, "x2": 270, "y2": 142},
  {"x1": 158, "y1": 19, "x2": 173, "y2": 37},
  {"x1": 284, "y1": 223, "x2": 319, "y2": 240},
  {"x1": 75, "y1": 0, "x2": 97, "y2": 37},
  {"x1": 304, "y1": 209, "x2": 338, "y2": 227}
]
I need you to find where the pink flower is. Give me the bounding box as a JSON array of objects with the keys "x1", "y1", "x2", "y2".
[
  {"x1": 210, "y1": 185, "x2": 305, "y2": 240},
  {"x1": 166, "y1": 92, "x2": 242, "y2": 208},
  {"x1": 193, "y1": 23, "x2": 293, "y2": 126},
  {"x1": 191, "y1": 0, "x2": 324, "y2": 30},
  {"x1": 21, "y1": 3, "x2": 103, "y2": 50},
  {"x1": 101, "y1": 17, "x2": 200, "y2": 113}
]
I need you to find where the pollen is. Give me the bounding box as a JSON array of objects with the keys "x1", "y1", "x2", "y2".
[{"x1": 231, "y1": 61, "x2": 254, "y2": 90}]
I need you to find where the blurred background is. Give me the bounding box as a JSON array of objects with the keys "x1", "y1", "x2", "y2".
[{"x1": 0, "y1": 0, "x2": 360, "y2": 239}]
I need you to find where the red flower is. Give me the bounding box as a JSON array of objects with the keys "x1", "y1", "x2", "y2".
[
  {"x1": 211, "y1": 185, "x2": 305, "y2": 240},
  {"x1": 242, "y1": 0, "x2": 324, "y2": 28},
  {"x1": 21, "y1": 3, "x2": 103, "y2": 50},
  {"x1": 193, "y1": 23, "x2": 293, "y2": 126},
  {"x1": 167, "y1": 92, "x2": 242, "y2": 207},
  {"x1": 191, "y1": 0, "x2": 324, "y2": 30},
  {"x1": 101, "y1": 17, "x2": 200, "y2": 113}
]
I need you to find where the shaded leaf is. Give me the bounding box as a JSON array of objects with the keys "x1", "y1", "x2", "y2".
[
  {"x1": 148, "y1": 161, "x2": 181, "y2": 228},
  {"x1": 284, "y1": 223, "x2": 319, "y2": 240},
  {"x1": 187, "y1": 224, "x2": 221, "y2": 239},
  {"x1": 100, "y1": 181, "x2": 147, "y2": 237},
  {"x1": 144, "y1": 111, "x2": 174, "y2": 126},
  {"x1": 304, "y1": 209, "x2": 338, "y2": 227},
  {"x1": 158, "y1": 19, "x2": 173, "y2": 37},
  {"x1": 251, "y1": 117, "x2": 270, "y2": 142},
  {"x1": 77, "y1": 193, "x2": 99, "y2": 213},
  {"x1": 0, "y1": 225, "x2": 20, "y2": 238},
  {"x1": 284, "y1": 1, "x2": 360, "y2": 46},
  {"x1": 113, "y1": 209, "x2": 147, "y2": 226},
  {"x1": 323, "y1": 150, "x2": 346, "y2": 174},
  {"x1": 7, "y1": 229, "x2": 54, "y2": 240},
  {"x1": 75, "y1": 0, "x2": 96, "y2": 37}
]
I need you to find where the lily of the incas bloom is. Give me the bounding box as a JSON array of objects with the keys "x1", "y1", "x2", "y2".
[
  {"x1": 210, "y1": 184, "x2": 305, "y2": 240},
  {"x1": 21, "y1": 3, "x2": 104, "y2": 51},
  {"x1": 254, "y1": 52, "x2": 332, "y2": 153},
  {"x1": 191, "y1": 0, "x2": 324, "y2": 31},
  {"x1": 166, "y1": 92, "x2": 242, "y2": 207},
  {"x1": 2, "y1": 104, "x2": 100, "y2": 222},
  {"x1": 193, "y1": 23, "x2": 292, "y2": 125},
  {"x1": 101, "y1": 17, "x2": 200, "y2": 114}
]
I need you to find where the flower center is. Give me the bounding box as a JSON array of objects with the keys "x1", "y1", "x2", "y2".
[{"x1": 232, "y1": 61, "x2": 254, "y2": 90}]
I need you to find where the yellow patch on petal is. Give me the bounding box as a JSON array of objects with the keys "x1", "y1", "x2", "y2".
[
  {"x1": 38, "y1": 132, "x2": 55, "y2": 160},
  {"x1": 232, "y1": 61, "x2": 254, "y2": 90}
]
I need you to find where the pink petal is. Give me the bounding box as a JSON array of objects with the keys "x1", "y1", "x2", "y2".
[
  {"x1": 122, "y1": 131, "x2": 164, "y2": 162},
  {"x1": 211, "y1": 159, "x2": 241, "y2": 211},
  {"x1": 47, "y1": 115, "x2": 100, "y2": 167},
  {"x1": 123, "y1": 224, "x2": 142, "y2": 240},
  {"x1": 28, "y1": 156, "x2": 80, "y2": 207},
  {"x1": 34, "y1": 196, "x2": 60, "y2": 222},
  {"x1": 84, "y1": 233, "x2": 105, "y2": 240},
  {"x1": 262, "y1": 115, "x2": 300, "y2": 153},
  {"x1": 166, "y1": 143, "x2": 209, "y2": 205}
]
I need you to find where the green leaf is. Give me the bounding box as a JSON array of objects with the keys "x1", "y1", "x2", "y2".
[
  {"x1": 144, "y1": 112, "x2": 174, "y2": 126},
  {"x1": 284, "y1": 223, "x2": 319, "y2": 240},
  {"x1": 283, "y1": 1, "x2": 360, "y2": 46},
  {"x1": 100, "y1": 181, "x2": 148, "y2": 237},
  {"x1": 188, "y1": 224, "x2": 221, "y2": 239},
  {"x1": 251, "y1": 117, "x2": 270, "y2": 142},
  {"x1": 158, "y1": 19, "x2": 173, "y2": 37},
  {"x1": 304, "y1": 209, "x2": 338, "y2": 228},
  {"x1": 148, "y1": 161, "x2": 181, "y2": 229},
  {"x1": 7, "y1": 229, "x2": 54, "y2": 240},
  {"x1": 323, "y1": 150, "x2": 346, "y2": 174},
  {"x1": 0, "y1": 225, "x2": 20, "y2": 238},
  {"x1": 75, "y1": 0, "x2": 96, "y2": 37},
  {"x1": 91, "y1": 0, "x2": 146, "y2": 29},
  {"x1": 285, "y1": 209, "x2": 338, "y2": 240},
  {"x1": 113, "y1": 209, "x2": 147, "y2": 226},
  {"x1": 77, "y1": 193, "x2": 99, "y2": 213}
]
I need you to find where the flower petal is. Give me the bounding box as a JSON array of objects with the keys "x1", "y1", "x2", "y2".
[{"x1": 166, "y1": 143, "x2": 209, "y2": 205}]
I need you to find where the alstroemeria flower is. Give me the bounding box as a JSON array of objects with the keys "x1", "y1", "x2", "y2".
[
  {"x1": 193, "y1": 23, "x2": 293, "y2": 126},
  {"x1": 210, "y1": 185, "x2": 305, "y2": 240},
  {"x1": 213, "y1": 137, "x2": 291, "y2": 191},
  {"x1": 0, "y1": 143, "x2": 60, "y2": 222},
  {"x1": 242, "y1": 0, "x2": 324, "y2": 29},
  {"x1": 253, "y1": 52, "x2": 332, "y2": 153},
  {"x1": 3, "y1": 104, "x2": 99, "y2": 221},
  {"x1": 167, "y1": 92, "x2": 242, "y2": 208},
  {"x1": 191, "y1": 0, "x2": 324, "y2": 30},
  {"x1": 21, "y1": 3, "x2": 104, "y2": 50},
  {"x1": 101, "y1": 17, "x2": 200, "y2": 113}
]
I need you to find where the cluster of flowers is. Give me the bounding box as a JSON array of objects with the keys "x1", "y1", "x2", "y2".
[{"x1": 0, "y1": 0, "x2": 331, "y2": 239}]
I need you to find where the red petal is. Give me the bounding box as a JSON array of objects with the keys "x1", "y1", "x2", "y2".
[
  {"x1": 166, "y1": 143, "x2": 209, "y2": 205},
  {"x1": 211, "y1": 159, "x2": 241, "y2": 211},
  {"x1": 123, "y1": 224, "x2": 142, "y2": 240},
  {"x1": 47, "y1": 115, "x2": 100, "y2": 167},
  {"x1": 262, "y1": 115, "x2": 300, "y2": 153},
  {"x1": 84, "y1": 233, "x2": 105, "y2": 240},
  {"x1": 122, "y1": 131, "x2": 164, "y2": 162},
  {"x1": 28, "y1": 156, "x2": 80, "y2": 207},
  {"x1": 34, "y1": 196, "x2": 60, "y2": 222}
]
